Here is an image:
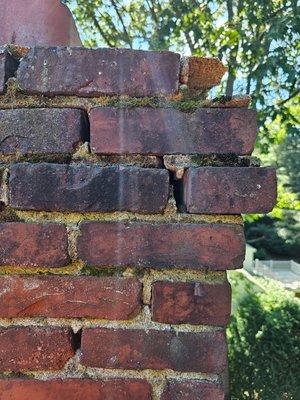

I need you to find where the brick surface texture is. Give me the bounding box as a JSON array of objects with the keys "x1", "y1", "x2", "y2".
[
  {"x1": 81, "y1": 328, "x2": 227, "y2": 373},
  {"x1": 183, "y1": 166, "x2": 277, "y2": 214},
  {"x1": 0, "y1": 327, "x2": 74, "y2": 371},
  {"x1": 0, "y1": 222, "x2": 69, "y2": 268},
  {"x1": 152, "y1": 281, "x2": 231, "y2": 326},
  {"x1": 77, "y1": 221, "x2": 245, "y2": 270},
  {"x1": 0, "y1": 379, "x2": 152, "y2": 400},
  {"x1": 0, "y1": 45, "x2": 276, "y2": 398},
  {"x1": 9, "y1": 163, "x2": 169, "y2": 213},
  {"x1": 0, "y1": 108, "x2": 88, "y2": 155},
  {"x1": 16, "y1": 47, "x2": 180, "y2": 97},
  {"x1": 162, "y1": 380, "x2": 226, "y2": 400},
  {"x1": 90, "y1": 107, "x2": 257, "y2": 155},
  {"x1": 0, "y1": 276, "x2": 141, "y2": 319}
]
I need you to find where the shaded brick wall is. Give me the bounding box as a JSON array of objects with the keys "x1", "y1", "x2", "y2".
[{"x1": 0, "y1": 45, "x2": 277, "y2": 400}]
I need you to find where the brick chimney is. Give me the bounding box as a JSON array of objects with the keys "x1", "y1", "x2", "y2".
[{"x1": 0, "y1": 20, "x2": 276, "y2": 400}]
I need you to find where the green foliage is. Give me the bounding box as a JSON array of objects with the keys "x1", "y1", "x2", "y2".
[
  {"x1": 228, "y1": 272, "x2": 300, "y2": 399},
  {"x1": 245, "y1": 215, "x2": 300, "y2": 261}
]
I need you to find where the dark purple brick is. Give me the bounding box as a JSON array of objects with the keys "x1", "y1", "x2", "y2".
[
  {"x1": 0, "y1": 108, "x2": 88, "y2": 155},
  {"x1": 81, "y1": 328, "x2": 227, "y2": 373},
  {"x1": 162, "y1": 380, "x2": 226, "y2": 400},
  {"x1": 16, "y1": 47, "x2": 180, "y2": 97},
  {"x1": 90, "y1": 107, "x2": 257, "y2": 155},
  {"x1": 9, "y1": 163, "x2": 169, "y2": 213},
  {"x1": 183, "y1": 167, "x2": 277, "y2": 214}
]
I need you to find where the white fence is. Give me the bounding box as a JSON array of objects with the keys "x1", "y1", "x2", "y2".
[{"x1": 252, "y1": 259, "x2": 300, "y2": 291}]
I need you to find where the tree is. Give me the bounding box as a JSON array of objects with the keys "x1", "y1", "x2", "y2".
[{"x1": 64, "y1": 0, "x2": 300, "y2": 153}]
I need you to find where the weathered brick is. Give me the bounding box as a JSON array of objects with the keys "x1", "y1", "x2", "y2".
[
  {"x1": 0, "y1": 47, "x2": 18, "y2": 93},
  {"x1": 9, "y1": 163, "x2": 169, "y2": 213},
  {"x1": 0, "y1": 108, "x2": 88, "y2": 155},
  {"x1": 0, "y1": 0, "x2": 82, "y2": 47},
  {"x1": 162, "y1": 380, "x2": 226, "y2": 400},
  {"x1": 77, "y1": 222, "x2": 245, "y2": 270},
  {"x1": 183, "y1": 167, "x2": 277, "y2": 214},
  {"x1": 152, "y1": 281, "x2": 231, "y2": 326},
  {"x1": 16, "y1": 47, "x2": 180, "y2": 97},
  {"x1": 180, "y1": 56, "x2": 227, "y2": 90},
  {"x1": 0, "y1": 327, "x2": 75, "y2": 371},
  {"x1": 0, "y1": 276, "x2": 141, "y2": 319},
  {"x1": 0, "y1": 378, "x2": 152, "y2": 400},
  {"x1": 81, "y1": 328, "x2": 227, "y2": 373},
  {"x1": 0, "y1": 222, "x2": 69, "y2": 268},
  {"x1": 90, "y1": 107, "x2": 257, "y2": 155}
]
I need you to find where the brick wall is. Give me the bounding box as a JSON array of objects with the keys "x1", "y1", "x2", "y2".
[{"x1": 0, "y1": 45, "x2": 277, "y2": 400}]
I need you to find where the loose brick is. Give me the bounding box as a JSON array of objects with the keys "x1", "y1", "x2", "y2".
[
  {"x1": 180, "y1": 56, "x2": 227, "y2": 90},
  {"x1": 183, "y1": 167, "x2": 277, "y2": 214},
  {"x1": 0, "y1": 327, "x2": 75, "y2": 371},
  {"x1": 16, "y1": 47, "x2": 180, "y2": 97},
  {"x1": 9, "y1": 163, "x2": 169, "y2": 213},
  {"x1": 0, "y1": 108, "x2": 88, "y2": 155},
  {"x1": 90, "y1": 107, "x2": 257, "y2": 155},
  {"x1": 0, "y1": 378, "x2": 152, "y2": 400},
  {"x1": 0, "y1": 222, "x2": 69, "y2": 268},
  {"x1": 152, "y1": 281, "x2": 231, "y2": 326},
  {"x1": 162, "y1": 380, "x2": 226, "y2": 400},
  {"x1": 77, "y1": 222, "x2": 245, "y2": 270},
  {"x1": 81, "y1": 328, "x2": 227, "y2": 373},
  {"x1": 0, "y1": 276, "x2": 141, "y2": 319}
]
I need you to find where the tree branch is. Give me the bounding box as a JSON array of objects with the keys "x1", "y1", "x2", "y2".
[
  {"x1": 111, "y1": 0, "x2": 133, "y2": 47},
  {"x1": 90, "y1": 13, "x2": 115, "y2": 47}
]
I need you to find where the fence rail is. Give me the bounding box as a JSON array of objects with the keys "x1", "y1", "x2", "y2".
[{"x1": 252, "y1": 259, "x2": 300, "y2": 291}]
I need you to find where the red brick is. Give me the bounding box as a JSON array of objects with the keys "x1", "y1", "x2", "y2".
[
  {"x1": 0, "y1": 0, "x2": 81, "y2": 47},
  {"x1": 90, "y1": 107, "x2": 257, "y2": 155},
  {"x1": 183, "y1": 167, "x2": 277, "y2": 214},
  {"x1": 81, "y1": 328, "x2": 227, "y2": 373},
  {"x1": 0, "y1": 108, "x2": 88, "y2": 155},
  {"x1": 152, "y1": 281, "x2": 231, "y2": 326},
  {"x1": 0, "y1": 327, "x2": 75, "y2": 371},
  {"x1": 0, "y1": 378, "x2": 152, "y2": 400},
  {"x1": 77, "y1": 222, "x2": 245, "y2": 270},
  {"x1": 9, "y1": 163, "x2": 169, "y2": 213},
  {"x1": 0, "y1": 275, "x2": 141, "y2": 319},
  {"x1": 0, "y1": 222, "x2": 69, "y2": 268},
  {"x1": 162, "y1": 380, "x2": 226, "y2": 400},
  {"x1": 16, "y1": 47, "x2": 180, "y2": 97}
]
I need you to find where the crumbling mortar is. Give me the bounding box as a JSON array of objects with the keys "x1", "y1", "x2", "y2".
[
  {"x1": 0, "y1": 78, "x2": 250, "y2": 113},
  {"x1": 0, "y1": 307, "x2": 224, "y2": 333},
  {"x1": 12, "y1": 209, "x2": 243, "y2": 226},
  {"x1": 142, "y1": 269, "x2": 227, "y2": 305}
]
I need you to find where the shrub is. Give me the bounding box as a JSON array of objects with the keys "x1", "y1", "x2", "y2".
[{"x1": 228, "y1": 274, "x2": 300, "y2": 399}]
